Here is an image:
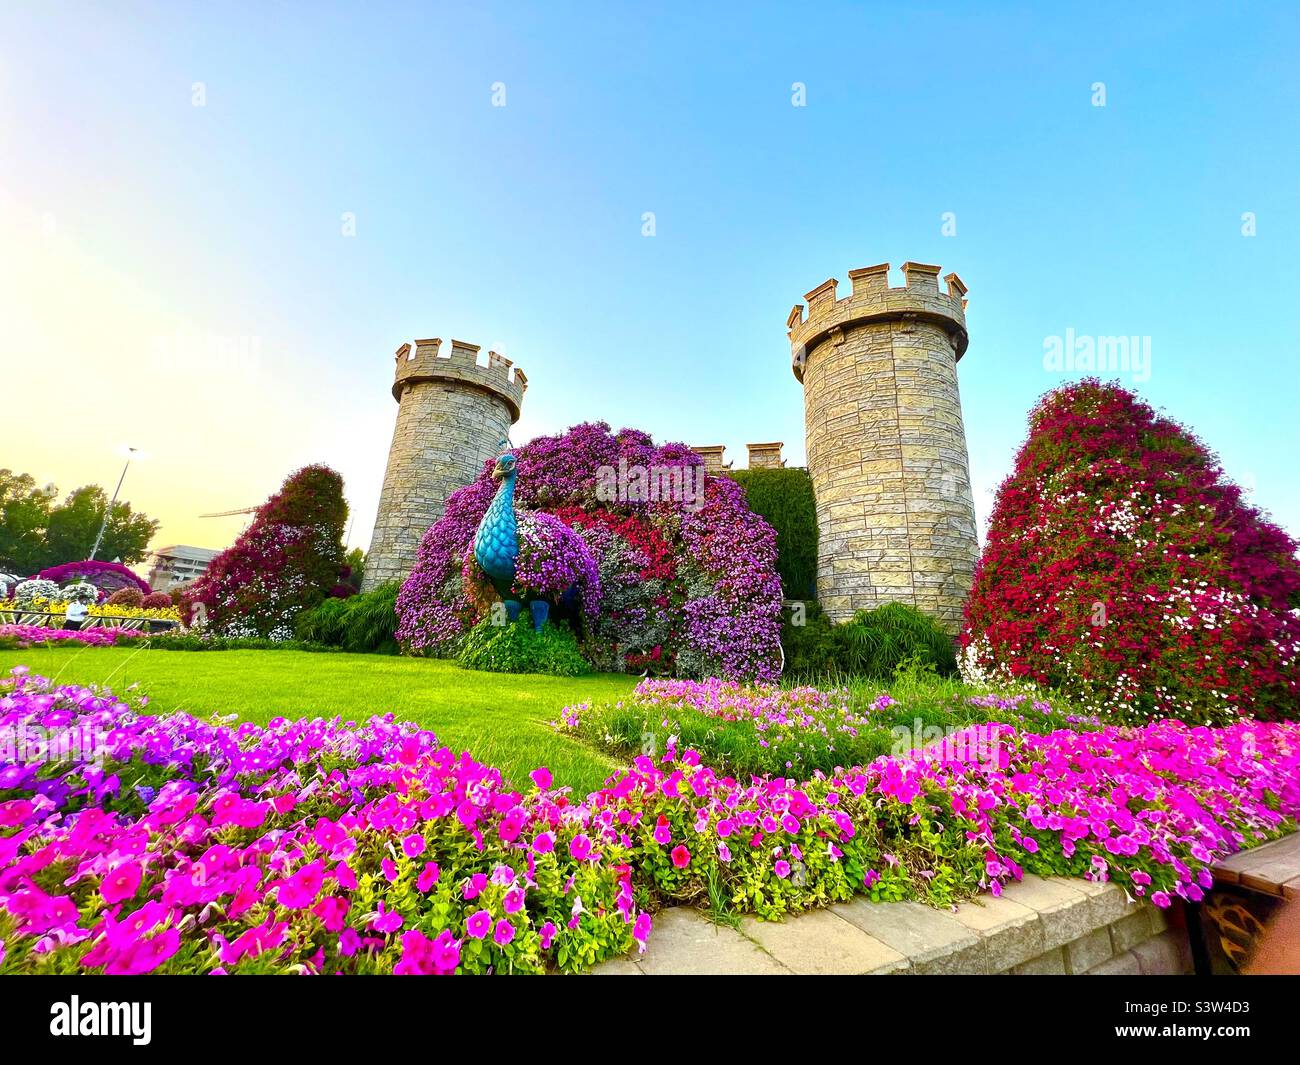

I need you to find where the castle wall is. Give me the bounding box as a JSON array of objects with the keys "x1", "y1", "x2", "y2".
[
  {"x1": 791, "y1": 264, "x2": 978, "y2": 633},
  {"x1": 363, "y1": 339, "x2": 524, "y2": 591}
]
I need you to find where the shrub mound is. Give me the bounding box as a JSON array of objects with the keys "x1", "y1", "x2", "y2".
[
  {"x1": 295, "y1": 582, "x2": 400, "y2": 654},
  {"x1": 781, "y1": 602, "x2": 958, "y2": 680},
  {"x1": 962, "y1": 380, "x2": 1300, "y2": 723},
  {"x1": 396, "y1": 423, "x2": 783, "y2": 680},
  {"x1": 456, "y1": 618, "x2": 589, "y2": 677},
  {"x1": 190, "y1": 466, "x2": 348, "y2": 639},
  {"x1": 37, "y1": 561, "x2": 150, "y2": 599},
  {"x1": 3, "y1": 670, "x2": 1297, "y2": 974},
  {"x1": 725, "y1": 467, "x2": 818, "y2": 600}
]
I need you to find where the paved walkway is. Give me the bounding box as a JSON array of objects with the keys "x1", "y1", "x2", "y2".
[{"x1": 590, "y1": 873, "x2": 1185, "y2": 975}]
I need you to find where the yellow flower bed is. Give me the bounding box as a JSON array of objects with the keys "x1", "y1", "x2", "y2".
[{"x1": 1, "y1": 597, "x2": 181, "y2": 625}]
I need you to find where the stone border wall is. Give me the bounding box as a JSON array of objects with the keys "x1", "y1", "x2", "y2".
[{"x1": 590, "y1": 873, "x2": 1191, "y2": 975}]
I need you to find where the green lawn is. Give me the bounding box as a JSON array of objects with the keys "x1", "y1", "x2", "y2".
[{"x1": 0, "y1": 647, "x2": 638, "y2": 795}]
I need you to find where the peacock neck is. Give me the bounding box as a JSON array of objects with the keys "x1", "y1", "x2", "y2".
[{"x1": 490, "y1": 473, "x2": 517, "y2": 524}]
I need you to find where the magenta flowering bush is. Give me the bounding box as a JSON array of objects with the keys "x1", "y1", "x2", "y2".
[
  {"x1": 191, "y1": 466, "x2": 348, "y2": 639},
  {"x1": 396, "y1": 423, "x2": 783, "y2": 680},
  {"x1": 564, "y1": 714, "x2": 1298, "y2": 919},
  {"x1": 0, "y1": 671, "x2": 648, "y2": 975},
  {"x1": 556, "y1": 677, "x2": 1103, "y2": 780},
  {"x1": 37, "y1": 561, "x2": 150, "y2": 600},
  {"x1": 510, "y1": 512, "x2": 601, "y2": 613}
]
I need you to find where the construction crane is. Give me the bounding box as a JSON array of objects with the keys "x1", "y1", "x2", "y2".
[{"x1": 199, "y1": 506, "x2": 259, "y2": 518}]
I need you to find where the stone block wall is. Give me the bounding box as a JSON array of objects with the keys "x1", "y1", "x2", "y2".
[
  {"x1": 363, "y1": 338, "x2": 525, "y2": 591},
  {"x1": 789, "y1": 263, "x2": 979, "y2": 633},
  {"x1": 589, "y1": 874, "x2": 1192, "y2": 976}
]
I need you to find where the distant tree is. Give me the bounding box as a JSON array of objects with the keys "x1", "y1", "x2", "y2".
[
  {"x1": 342, "y1": 547, "x2": 366, "y2": 592},
  {"x1": 44, "y1": 485, "x2": 159, "y2": 567},
  {"x1": 0, "y1": 470, "x2": 56, "y2": 573},
  {"x1": 0, "y1": 470, "x2": 159, "y2": 573}
]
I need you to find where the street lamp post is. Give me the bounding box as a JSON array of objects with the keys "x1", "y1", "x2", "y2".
[{"x1": 89, "y1": 446, "x2": 140, "y2": 561}]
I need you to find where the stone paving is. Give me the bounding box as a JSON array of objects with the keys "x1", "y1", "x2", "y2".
[{"x1": 589, "y1": 873, "x2": 1189, "y2": 976}]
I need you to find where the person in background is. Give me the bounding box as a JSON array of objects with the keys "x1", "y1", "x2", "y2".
[{"x1": 63, "y1": 596, "x2": 89, "y2": 631}]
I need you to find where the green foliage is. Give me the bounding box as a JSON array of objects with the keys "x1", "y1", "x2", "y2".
[
  {"x1": 780, "y1": 601, "x2": 839, "y2": 677},
  {"x1": 295, "y1": 581, "x2": 400, "y2": 653},
  {"x1": 834, "y1": 602, "x2": 958, "y2": 679},
  {"x1": 456, "y1": 617, "x2": 590, "y2": 677},
  {"x1": 782, "y1": 601, "x2": 958, "y2": 681},
  {"x1": 0, "y1": 469, "x2": 159, "y2": 572},
  {"x1": 726, "y1": 467, "x2": 817, "y2": 599}
]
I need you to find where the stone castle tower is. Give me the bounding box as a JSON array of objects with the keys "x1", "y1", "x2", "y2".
[
  {"x1": 788, "y1": 262, "x2": 978, "y2": 633},
  {"x1": 363, "y1": 337, "x2": 527, "y2": 591}
]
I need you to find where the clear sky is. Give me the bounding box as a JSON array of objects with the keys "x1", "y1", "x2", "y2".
[{"x1": 2, "y1": 1, "x2": 1297, "y2": 556}]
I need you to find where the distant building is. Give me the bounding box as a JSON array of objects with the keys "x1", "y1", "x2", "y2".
[{"x1": 144, "y1": 545, "x2": 220, "y2": 590}]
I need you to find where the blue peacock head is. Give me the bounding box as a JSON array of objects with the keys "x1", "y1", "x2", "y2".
[{"x1": 491, "y1": 451, "x2": 517, "y2": 483}]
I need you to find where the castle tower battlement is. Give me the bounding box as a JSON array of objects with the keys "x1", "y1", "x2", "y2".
[
  {"x1": 790, "y1": 262, "x2": 978, "y2": 633},
  {"x1": 363, "y1": 336, "x2": 527, "y2": 591}
]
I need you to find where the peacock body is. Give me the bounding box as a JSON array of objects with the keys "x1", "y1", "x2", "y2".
[
  {"x1": 473, "y1": 453, "x2": 519, "y2": 597},
  {"x1": 473, "y1": 452, "x2": 551, "y2": 630}
]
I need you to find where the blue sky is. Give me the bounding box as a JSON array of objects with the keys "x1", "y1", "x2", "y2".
[{"x1": 2, "y1": 1, "x2": 1297, "y2": 550}]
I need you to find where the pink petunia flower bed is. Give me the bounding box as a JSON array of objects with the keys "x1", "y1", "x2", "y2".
[
  {"x1": 0, "y1": 625, "x2": 141, "y2": 649},
  {"x1": 1, "y1": 667, "x2": 1296, "y2": 974}
]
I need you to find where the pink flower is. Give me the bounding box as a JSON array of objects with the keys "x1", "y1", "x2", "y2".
[
  {"x1": 498, "y1": 807, "x2": 527, "y2": 844},
  {"x1": 417, "y1": 861, "x2": 440, "y2": 892},
  {"x1": 402, "y1": 833, "x2": 426, "y2": 858},
  {"x1": 503, "y1": 887, "x2": 525, "y2": 915},
  {"x1": 774, "y1": 860, "x2": 791, "y2": 879},
  {"x1": 530, "y1": 767, "x2": 552, "y2": 790},
  {"x1": 101, "y1": 862, "x2": 142, "y2": 905},
  {"x1": 569, "y1": 834, "x2": 593, "y2": 861},
  {"x1": 466, "y1": 910, "x2": 492, "y2": 939},
  {"x1": 372, "y1": 901, "x2": 403, "y2": 934},
  {"x1": 539, "y1": 921, "x2": 558, "y2": 950},
  {"x1": 671, "y1": 845, "x2": 690, "y2": 869},
  {"x1": 493, "y1": 919, "x2": 515, "y2": 946}
]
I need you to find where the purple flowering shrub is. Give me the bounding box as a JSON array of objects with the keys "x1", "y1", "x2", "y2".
[
  {"x1": 37, "y1": 561, "x2": 150, "y2": 600},
  {"x1": 512, "y1": 512, "x2": 601, "y2": 613},
  {"x1": 396, "y1": 423, "x2": 783, "y2": 680}
]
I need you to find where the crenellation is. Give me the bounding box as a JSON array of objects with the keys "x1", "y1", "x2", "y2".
[
  {"x1": 848, "y1": 263, "x2": 891, "y2": 295},
  {"x1": 901, "y1": 261, "x2": 942, "y2": 294}
]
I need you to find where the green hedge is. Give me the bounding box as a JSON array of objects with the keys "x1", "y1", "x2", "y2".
[{"x1": 726, "y1": 467, "x2": 817, "y2": 600}]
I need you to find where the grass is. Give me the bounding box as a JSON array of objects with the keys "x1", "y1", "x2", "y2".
[
  {"x1": 0, "y1": 646, "x2": 637, "y2": 795},
  {"x1": 558, "y1": 660, "x2": 1098, "y2": 780}
]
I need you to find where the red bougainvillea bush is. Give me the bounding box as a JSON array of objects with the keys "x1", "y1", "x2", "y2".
[
  {"x1": 961, "y1": 380, "x2": 1300, "y2": 724},
  {"x1": 190, "y1": 466, "x2": 348, "y2": 639},
  {"x1": 396, "y1": 423, "x2": 783, "y2": 680},
  {"x1": 2, "y1": 668, "x2": 1297, "y2": 974}
]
